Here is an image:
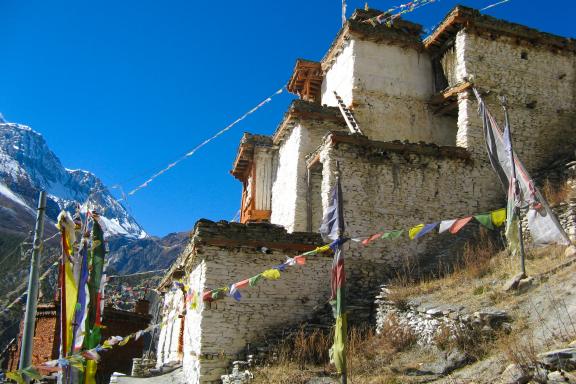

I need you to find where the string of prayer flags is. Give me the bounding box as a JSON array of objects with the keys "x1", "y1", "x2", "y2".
[{"x1": 365, "y1": 0, "x2": 437, "y2": 27}]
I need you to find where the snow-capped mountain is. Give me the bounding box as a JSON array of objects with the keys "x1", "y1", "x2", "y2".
[{"x1": 0, "y1": 115, "x2": 146, "y2": 239}]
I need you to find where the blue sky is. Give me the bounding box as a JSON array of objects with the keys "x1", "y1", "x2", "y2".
[{"x1": 1, "y1": 0, "x2": 574, "y2": 236}]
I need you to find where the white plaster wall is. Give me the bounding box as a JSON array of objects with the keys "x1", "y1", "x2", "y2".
[
  {"x1": 156, "y1": 288, "x2": 184, "y2": 367},
  {"x1": 271, "y1": 120, "x2": 345, "y2": 232},
  {"x1": 182, "y1": 261, "x2": 207, "y2": 384},
  {"x1": 322, "y1": 38, "x2": 458, "y2": 146},
  {"x1": 270, "y1": 126, "x2": 301, "y2": 232},
  {"x1": 321, "y1": 39, "x2": 355, "y2": 107}
]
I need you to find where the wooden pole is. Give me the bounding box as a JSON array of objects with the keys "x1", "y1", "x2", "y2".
[{"x1": 18, "y1": 191, "x2": 47, "y2": 381}]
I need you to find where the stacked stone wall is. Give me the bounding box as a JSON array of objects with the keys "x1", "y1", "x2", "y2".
[
  {"x1": 315, "y1": 137, "x2": 504, "y2": 309},
  {"x1": 455, "y1": 30, "x2": 576, "y2": 170}
]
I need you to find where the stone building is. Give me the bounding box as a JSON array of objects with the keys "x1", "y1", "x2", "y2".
[
  {"x1": 5, "y1": 301, "x2": 152, "y2": 384},
  {"x1": 155, "y1": 6, "x2": 576, "y2": 383}
]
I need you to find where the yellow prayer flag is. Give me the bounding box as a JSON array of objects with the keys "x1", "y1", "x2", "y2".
[
  {"x1": 408, "y1": 224, "x2": 424, "y2": 240},
  {"x1": 491, "y1": 208, "x2": 506, "y2": 227},
  {"x1": 315, "y1": 244, "x2": 331, "y2": 253},
  {"x1": 261, "y1": 269, "x2": 281, "y2": 280},
  {"x1": 119, "y1": 335, "x2": 132, "y2": 346},
  {"x1": 6, "y1": 371, "x2": 25, "y2": 384},
  {"x1": 64, "y1": 257, "x2": 78, "y2": 356}
]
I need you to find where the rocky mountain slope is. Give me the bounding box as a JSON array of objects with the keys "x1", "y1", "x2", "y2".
[{"x1": 0, "y1": 115, "x2": 145, "y2": 239}]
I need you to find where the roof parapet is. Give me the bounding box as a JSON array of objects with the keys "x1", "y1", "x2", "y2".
[{"x1": 425, "y1": 5, "x2": 576, "y2": 54}]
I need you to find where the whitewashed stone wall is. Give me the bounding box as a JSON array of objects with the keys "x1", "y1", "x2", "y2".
[
  {"x1": 156, "y1": 288, "x2": 184, "y2": 367},
  {"x1": 321, "y1": 40, "x2": 355, "y2": 108},
  {"x1": 321, "y1": 38, "x2": 458, "y2": 146},
  {"x1": 271, "y1": 120, "x2": 344, "y2": 232},
  {"x1": 455, "y1": 30, "x2": 576, "y2": 170}
]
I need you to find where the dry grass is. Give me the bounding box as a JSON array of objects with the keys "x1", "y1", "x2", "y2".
[
  {"x1": 542, "y1": 179, "x2": 572, "y2": 206},
  {"x1": 252, "y1": 319, "x2": 418, "y2": 384}
]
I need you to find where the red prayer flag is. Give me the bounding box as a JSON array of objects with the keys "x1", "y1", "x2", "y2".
[
  {"x1": 294, "y1": 256, "x2": 306, "y2": 265},
  {"x1": 235, "y1": 279, "x2": 249, "y2": 289},
  {"x1": 362, "y1": 233, "x2": 383, "y2": 246},
  {"x1": 449, "y1": 217, "x2": 473, "y2": 234}
]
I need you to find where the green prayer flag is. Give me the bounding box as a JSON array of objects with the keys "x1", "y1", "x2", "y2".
[
  {"x1": 381, "y1": 230, "x2": 403, "y2": 239},
  {"x1": 248, "y1": 274, "x2": 263, "y2": 287},
  {"x1": 474, "y1": 214, "x2": 494, "y2": 230},
  {"x1": 21, "y1": 367, "x2": 42, "y2": 381}
]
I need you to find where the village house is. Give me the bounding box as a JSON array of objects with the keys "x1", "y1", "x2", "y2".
[{"x1": 154, "y1": 6, "x2": 576, "y2": 383}]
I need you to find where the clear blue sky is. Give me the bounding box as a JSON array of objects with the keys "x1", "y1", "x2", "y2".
[{"x1": 1, "y1": 0, "x2": 574, "y2": 236}]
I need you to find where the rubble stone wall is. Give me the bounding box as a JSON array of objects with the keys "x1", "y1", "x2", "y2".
[{"x1": 316, "y1": 136, "x2": 503, "y2": 307}]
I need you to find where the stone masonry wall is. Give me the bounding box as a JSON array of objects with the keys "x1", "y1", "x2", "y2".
[
  {"x1": 157, "y1": 221, "x2": 330, "y2": 384},
  {"x1": 455, "y1": 29, "x2": 576, "y2": 170},
  {"x1": 315, "y1": 134, "x2": 503, "y2": 310}
]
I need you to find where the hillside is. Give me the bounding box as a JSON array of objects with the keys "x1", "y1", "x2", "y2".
[{"x1": 250, "y1": 240, "x2": 576, "y2": 384}]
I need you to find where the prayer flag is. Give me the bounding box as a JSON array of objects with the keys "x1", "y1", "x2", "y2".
[
  {"x1": 491, "y1": 208, "x2": 506, "y2": 227},
  {"x1": 413, "y1": 222, "x2": 439, "y2": 239},
  {"x1": 6, "y1": 371, "x2": 25, "y2": 384},
  {"x1": 261, "y1": 269, "x2": 281, "y2": 280},
  {"x1": 235, "y1": 279, "x2": 249, "y2": 289},
  {"x1": 319, "y1": 179, "x2": 344, "y2": 242},
  {"x1": 408, "y1": 224, "x2": 424, "y2": 240},
  {"x1": 229, "y1": 284, "x2": 242, "y2": 301},
  {"x1": 439, "y1": 219, "x2": 457, "y2": 233},
  {"x1": 361, "y1": 233, "x2": 383, "y2": 246},
  {"x1": 381, "y1": 230, "x2": 403, "y2": 239},
  {"x1": 248, "y1": 274, "x2": 263, "y2": 287},
  {"x1": 294, "y1": 256, "x2": 306, "y2": 265},
  {"x1": 449, "y1": 217, "x2": 473, "y2": 234},
  {"x1": 321, "y1": 176, "x2": 347, "y2": 377},
  {"x1": 474, "y1": 213, "x2": 494, "y2": 230},
  {"x1": 83, "y1": 218, "x2": 106, "y2": 384},
  {"x1": 73, "y1": 243, "x2": 90, "y2": 353},
  {"x1": 474, "y1": 89, "x2": 569, "y2": 246}
]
